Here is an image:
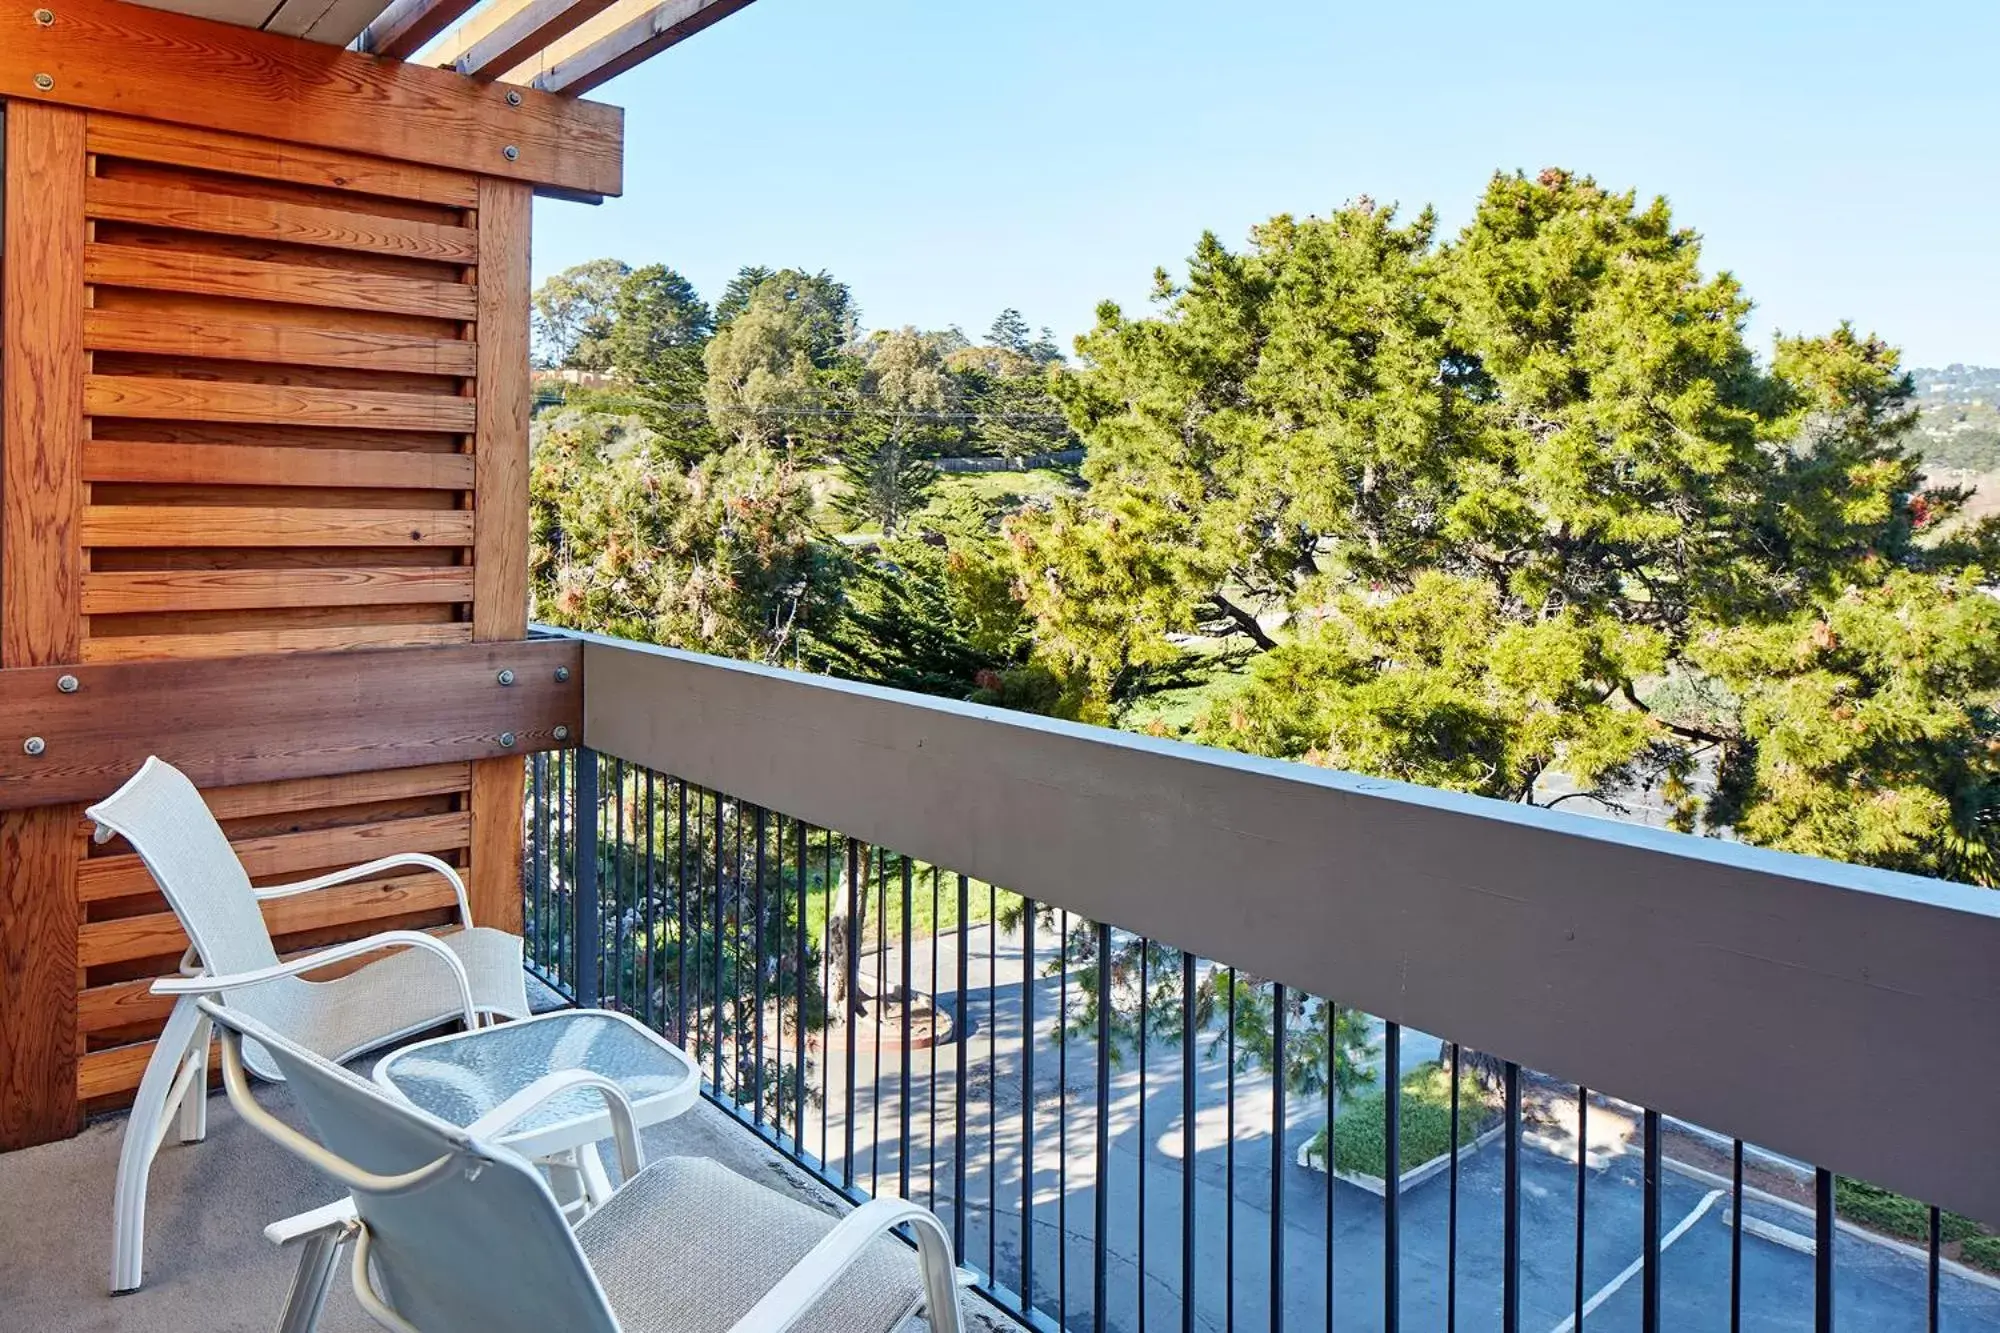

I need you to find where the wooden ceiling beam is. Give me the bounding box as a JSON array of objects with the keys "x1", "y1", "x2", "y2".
[
  {"x1": 357, "y1": 0, "x2": 483, "y2": 59},
  {"x1": 0, "y1": 0, "x2": 623, "y2": 196},
  {"x1": 446, "y1": 0, "x2": 622, "y2": 81},
  {"x1": 509, "y1": 0, "x2": 755, "y2": 96}
]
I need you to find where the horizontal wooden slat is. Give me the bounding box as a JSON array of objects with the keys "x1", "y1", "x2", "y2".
[
  {"x1": 1, "y1": 0, "x2": 623, "y2": 198},
  {"x1": 82, "y1": 622, "x2": 474, "y2": 663},
  {"x1": 79, "y1": 1042, "x2": 174, "y2": 1101},
  {"x1": 79, "y1": 872, "x2": 461, "y2": 967},
  {"x1": 83, "y1": 376, "x2": 475, "y2": 432},
  {"x1": 85, "y1": 244, "x2": 477, "y2": 321},
  {"x1": 88, "y1": 116, "x2": 477, "y2": 210},
  {"x1": 84, "y1": 308, "x2": 477, "y2": 377},
  {"x1": 84, "y1": 176, "x2": 479, "y2": 263},
  {"x1": 78, "y1": 922, "x2": 467, "y2": 1034},
  {"x1": 82, "y1": 566, "x2": 476, "y2": 615},
  {"x1": 82, "y1": 506, "x2": 474, "y2": 548},
  {"x1": 0, "y1": 639, "x2": 579, "y2": 809},
  {"x1": 82, "y1": 442, "x2": 475, "y2": 491},
  {"x1": 79, "y1": 811, "x2": 474, "y2": 903},
  {"x1": 197, "y1": 763, "x2": 472, "y2": 823}
]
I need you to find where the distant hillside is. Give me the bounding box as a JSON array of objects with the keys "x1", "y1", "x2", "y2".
[{"x1": 1908, "y1": 365, "x2": 2000, "y2": 477}]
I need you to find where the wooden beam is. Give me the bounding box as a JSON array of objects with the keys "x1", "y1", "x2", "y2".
[
  {"x1": 513, "y1": 0, "x2": 756, "y2": 96},
  {"x1": 360, "y1": 0, "x2": 485, "y2": 60},
  {"x1": 0, "y1": 639, "x2": 580, "y2": 810},
  {"x1": 0, "y1": 0, "x2": 624, "y2": 197},
  {"x1": 0, "y1": 105, "x2": 88, "y2": 1150},
  {"x1": 467, "y1": 178, "x2": 534, "y2": 934},
  {"x1": 262, "y1": 0, "x2": 395, "y2": 47},
  {"x1": 439, "y1": 0, "x2": 621, "y2": 81},
  {"x1": 84, "y1": 309, "x2": 479, "y2": 378}
]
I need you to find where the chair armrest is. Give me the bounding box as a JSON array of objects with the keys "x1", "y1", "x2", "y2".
[
  {"x1": 257, "y1": 853, "x2": 473, "y2": 927},
  {"x1": 466, "y1": 1070, "x2": 645, "y2": 1181},
  {"x1": 725, "y1": 1197, "x2": 963, "y2": 1333},
  {"x1": 265, "y1": 1198, "x2": 358, "y2": 1248},
  {"x1": 153, "y1": 930, "x2": 479, "y2": 1028}
]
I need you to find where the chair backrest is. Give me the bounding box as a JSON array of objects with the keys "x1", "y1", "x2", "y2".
[
  {"x1": 86, "y1": 757, "x2": 278, "y2": 978},
  {"x1": 198, "y1": 999, "x2": 621, "y2": 1333}
]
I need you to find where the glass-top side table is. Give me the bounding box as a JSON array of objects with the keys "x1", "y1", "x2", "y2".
[{"x1": 374, "y1": 1009, "x2": 701, "y2": 1164}]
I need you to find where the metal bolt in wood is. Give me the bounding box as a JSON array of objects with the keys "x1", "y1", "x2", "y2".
[
  {"x1": 553, "y1": 726, "x2": 570, "y2": 741},
  {"x1": 33, "y1": 8, "x2": 54, "y2": 25},
  {"x1": 23, "y1": 737, "x2": 46, "y2": 757},
  {"x1": 502, "y1": 145, "x2": 519, "y2": 161},
  {"x1": 55, "y1": 675, "x2": 78, "y2": 694},
  {"x1": 498, "y1": 732, "x2": 516, "y2": 748},
  {"x1": 34, "y1": 73, "x2": 54, "y2": 90},
  {"x1": 497, "y1": 669, "x2": 515, "y2": 686},
  {"x1": 555, "y1": 666, "x2": 571, "y2": 682}
]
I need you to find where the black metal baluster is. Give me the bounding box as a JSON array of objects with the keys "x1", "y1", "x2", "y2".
[
  {"x1": 643, "y1": 771, "x2": 656, "y2": 1028},
  {"x1": 1815, "y1": 1168, "x2": 1835, "y2": 1333},
  {"x1": 1061, "y1": 910, "x2": 1072, "y2": 1330},
  {"x1": 1181, "y1": 951, "x2": 1197, "y2": 1333},
  {"x1": 899, "y1": 856, "x2": 913, "y2": 1200},
  {"x1": 1505, "y1": 1063, "x2": 1522, "y2": 1333},
  {"x1": 1271, "y1": 983, "x2": 1285, "y2": 1333},
  {"x1": 1447, "y1": 1042, "x2": 1459, "y2": 1333},
  {"x1": 1928, "y1": 1205, "x2": 1941, "y2": 1333},
  {"x1": 842, "y1": 837, "x2": 860, "y2": 1191},
  {"x1": 822, "y1": 829, "x2": 835, "y2": 1167},
  {"x1": 752, "y1": 807, "x2": 767, "y2": 1126},
  {"x1": 1731, "y1": 1140, "x2": 1744, "y2": 1333},
  {"x1": 795, "y1": 819, "x2": 808, "y2": 1151},
  {"x1": 1383, "y1": 1021, "x2": 1399, "y2": 1333},
  {"x1": 675, "y1": 781, "x2": 689, "y2": 1047},
  {"x1": 871, "y1": 847, "x2": 886, "y2": 1194},
  {"x1": 1138, "y1": 942, "x2": 1150, "y2": 1333},
  {"x1": 555, "y1": 748, "x2": 569, "y2": 989},
  {"x1": 1227, "y1": 970, "x2": 1237, "y2": 1333},
  {"x1": 954, "y1": 871, "x2": 969, "y2": 1257},
  {"x1": 929, "y1": 865, "x2": 941, "y2": 1211},
  {"x1": 575, "y1": 751, "x2": 600, "y2": 1008},
  {"x1": 989, "y1": 880, "x2": 1000, "y2": 1281},
  {"x1": 1022, "y1": 899, "x2": 1037, "y2": 1315},
  {"x1": 1095, "y1": 923, "x2": 1112, "y2": 1333},
  {"x1": 711, "y1": 791, "x2": 725, "y2": 1095},
  {"x1": 1574, "y1": 1088, "x2": 1587, "y2": 1333},
  {"x1": 609, "y1": 759, "x2": 623, "y2": 1009},
  {"x1": 1641, "y1": 1108, "x2": 1661, "y2": 1333}
]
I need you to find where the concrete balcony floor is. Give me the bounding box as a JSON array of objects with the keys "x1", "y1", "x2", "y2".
[{"x1": 0, "y1": 1057, "x2": 1016, "y2": 1333}]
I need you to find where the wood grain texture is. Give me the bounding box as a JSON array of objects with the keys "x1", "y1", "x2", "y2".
[
  {"x1": 194, "y1": 763, "x2": 472, "y2": 822},
  {"x1": 82, "y1": 566, "x2": 476, "y2": 614},
  {"x1": 87, "y1": 115, "x2": 480, "y2": 210},
  {"x1": 466, "y1": 178, "x2": 535, "y2": 934},
  {"x1": 79, "y1": 811, "x2": 474, "y2": 902},
  {"x1": 83, "y1": 376, "x2": 476, "y2": 432},
  {"x1": 0, "y1": 0, "x2": 624, "y2": 197},
  {"x1": 83, "y1": 441, "x2": 476, "y2": 490},
  {"x1": 80, "y1": 621, "x2": 474, "y2": 663},
  {"x1": 79, "y1": 871, "x2": 459, "y2": 966},
  {"x1": 0, "y1": 105, "x2": 87, "y2": 1150},
  {"x1": 82, "y1": 505, "x2": 474, "y2": 547},
  {"x1": 0, "y1": 640, "x2": 580, "y2": 810},
  {"x1": 85, "y1": 244, "x2": 477, "y2": 320},
  {"x1": 84, "y1": 307, "x2": 478, "y2": 377},
  {"x1": 84, "y1": 176, "x2": 480, "y2": 263}
]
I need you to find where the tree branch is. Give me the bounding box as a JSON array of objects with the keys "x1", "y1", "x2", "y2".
[
  {"x1": 1621, "y1": 680, "x2": 1734, "y2": 745},
  {"x1": 1209, "y1": 594, "x2": 1278, "y2": 651}
]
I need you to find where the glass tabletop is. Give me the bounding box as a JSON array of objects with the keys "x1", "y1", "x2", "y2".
[{"x1": 375, "y1": 1010, "x2": 698, "y2": 1137}]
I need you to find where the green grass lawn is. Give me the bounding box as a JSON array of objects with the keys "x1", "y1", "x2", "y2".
[{"x1": 1304, "y1": 1061, "x2": 1496, "y2": 1179}]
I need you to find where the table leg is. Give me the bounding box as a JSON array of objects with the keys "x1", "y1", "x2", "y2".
[{"x1": 578, "y1": 1142, "x2": 615, "y2": 1208}]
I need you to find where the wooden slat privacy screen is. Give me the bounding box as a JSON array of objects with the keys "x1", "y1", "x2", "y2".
[{"x1": 0, "y1": 101, "x2": 534, "y2": 1144}]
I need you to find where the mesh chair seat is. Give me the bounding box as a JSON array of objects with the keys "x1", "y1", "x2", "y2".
[
  {"x1": 231, "y1": 925, "x2": 528, "y2": 1080},
  {"x1": 576, "y1": 1158, "x2": 926, "y2": 1333}
]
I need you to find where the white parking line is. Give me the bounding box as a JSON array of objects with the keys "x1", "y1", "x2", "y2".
[{"x1": 1546, "y1": 1189, "x2": 1725, "y2": 1333}]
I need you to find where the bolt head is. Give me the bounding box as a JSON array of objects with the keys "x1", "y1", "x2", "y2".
[
  {"x1": 33, "y1": 73, "x2": 54, "y2": 91},
  {"x1": 498, "y1": 732, "x2": 517, "y2": 748},
  {"x1": 56, "y1": 674, "x2": 79, "y2": 694},
  {"x1": 33, "y1": 8, "x2": 54, "y2": 25},
  {"x1": 505, "y1": 89, "x2": 522, "y2": 106},
  {"x1": 553, "y1": 725, "x2": 570, "y2": 742},
  {"x1": 501, "y1": 144, "x2": 519, "y2": 162},
  {"x1": 497, "y1": 668, "x2": 516, "y2": 686},
  {"x1": 554, "y1": 666, "x2": 571, "y2": 683},
  {"x1": 23, "y1": 737, "x2": 46, "y2": 757}
]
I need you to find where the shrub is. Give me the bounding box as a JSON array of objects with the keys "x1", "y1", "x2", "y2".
[
  {"x1": 1835, "y1": 1178, "x2": 1985, "y2": 1245},
  {"x1": 1959, "y1": 1235, "x2": 2000, "y2": 1274},
  {"x1": 1306, "y1": 1061, "x2": 1493, "y2": 1180}
]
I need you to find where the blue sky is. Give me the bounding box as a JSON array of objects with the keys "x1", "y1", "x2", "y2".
[{"x1": 531, "y1": 0, "x2": 1999, "y2": 368}]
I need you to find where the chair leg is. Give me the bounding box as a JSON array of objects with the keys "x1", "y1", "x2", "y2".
[
  {"x1": 112, "y1": 996, "x2": 205, "y2": 1294},
  {"x1": 274, "y1": 1224, "x2": 350, "y2": 1333},
  {"x1": 176, "y1": 1016, "x2": 211, "y2": 1144}
]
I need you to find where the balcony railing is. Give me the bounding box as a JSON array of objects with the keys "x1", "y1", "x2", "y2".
[{"x1": 522, "y1": 627, "x2": 2000, "y2": 1333}]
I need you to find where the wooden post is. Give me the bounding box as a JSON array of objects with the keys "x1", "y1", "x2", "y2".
[
  {"x1": 0, "y1": 103, "x2": 89, "y2": 1149},
  {"x1": 468, "y1": 177, "x2": 533, "y2": 935}
]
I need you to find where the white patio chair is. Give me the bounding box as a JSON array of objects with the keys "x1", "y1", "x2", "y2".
[
  {"x1": 92, "y1": 756, "x2": 531, "y2": 1294},
  {"x1": 197, "y1": 997, "x2": 966, "y2": 1333}
]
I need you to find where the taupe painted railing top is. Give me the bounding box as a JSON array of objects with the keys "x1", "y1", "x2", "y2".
[{"x1": 552, "y1": 626, "x2": 2000, "y2": 1226}]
